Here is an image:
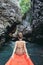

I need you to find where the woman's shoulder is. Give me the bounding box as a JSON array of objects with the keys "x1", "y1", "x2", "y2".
[
  {"x1": 15, "y1": 40, "x2": 26, "y2": 45},
  {"x1": 22, "y1": 40, "x2": 26, "y2": 43},
  {"x1": 15, "y1": 40, "x2": 26, "y2": 43}
]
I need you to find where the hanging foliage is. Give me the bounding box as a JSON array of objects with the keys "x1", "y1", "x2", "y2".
[{"x1": 19, "y1": 0, "x2": 31, "y2": 15}]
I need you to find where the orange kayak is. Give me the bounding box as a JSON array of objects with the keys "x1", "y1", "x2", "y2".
[{"x1": 5, "y1": 54, "x2": 34, "y2": 65}]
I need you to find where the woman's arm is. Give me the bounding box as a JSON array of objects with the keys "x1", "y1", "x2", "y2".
[
  {"x1": 24, "y1": 41, "x2": 30, "y2": 58},
  {"x1": 11, "y1": 41, "x2": 17, "y2": 57}
]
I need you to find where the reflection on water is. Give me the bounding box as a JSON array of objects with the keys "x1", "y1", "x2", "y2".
[{"x1": 0, "y1": 41, "x2": 43, "y2": 65}]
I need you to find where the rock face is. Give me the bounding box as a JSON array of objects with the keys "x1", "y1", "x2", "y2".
[
  {"x1": 0, "y1": 1, "x2": 22, "y2": 34},
  {"x1": 31, "y1": 0, "x2": 43, "y2": 43},
  {"x1": 0, "y1": 1, "x2": 22, "y2": 46},
  {"x1": 0, "y1": 0, "x2": 43, "y2": 45}
]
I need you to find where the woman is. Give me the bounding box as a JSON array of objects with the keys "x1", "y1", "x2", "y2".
[{"x1": 5, "y1": 32, "x2": 34, "y2": 65}]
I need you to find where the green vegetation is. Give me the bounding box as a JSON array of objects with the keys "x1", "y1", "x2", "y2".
[{"x1": 19, "y1": 0, "x2": 31, "y2": 15}]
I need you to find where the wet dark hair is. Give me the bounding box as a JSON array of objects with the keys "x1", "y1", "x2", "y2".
[{"x1": 17, "y1": 32, "x2": 23, "y2": 39}]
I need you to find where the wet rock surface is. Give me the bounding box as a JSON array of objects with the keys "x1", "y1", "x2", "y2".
[
  {"x1": 31, "y1": 0, "x2": 43, "y2": 43},
  {"x1": 0, "y1": 1, "x2": 22, "y2": 45},
  {"x1": 0, "y1": 1, "x2": 22, "y2": 34},
  {"x1": 0, "y1": 0, "x2": 43, "y2": 45}
]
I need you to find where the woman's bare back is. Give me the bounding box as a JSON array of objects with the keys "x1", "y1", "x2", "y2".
[{"x1": 15, "y1": 41, "x2": 25, "y2": 55}]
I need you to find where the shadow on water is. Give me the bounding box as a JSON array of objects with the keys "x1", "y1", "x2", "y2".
[{"x1": 0, "y1": 41, "x2": 43, "y2": 65}]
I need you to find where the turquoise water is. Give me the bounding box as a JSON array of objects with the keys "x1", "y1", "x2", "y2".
[{"x1": 0, "y1": 41, "x2": 43, "y2": 65}]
